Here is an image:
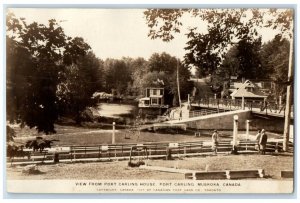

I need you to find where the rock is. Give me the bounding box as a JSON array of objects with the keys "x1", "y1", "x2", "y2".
[{"x1": 22, "y1": 164, "x2": 41, "y2": 174}]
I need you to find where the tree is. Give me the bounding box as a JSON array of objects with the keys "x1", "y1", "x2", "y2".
[
  {"x1": 148, "y1": 52, "x2": 178, "y2": 73},
  {"x1": 127, "y1": 57, "x2": 148, "y2": 96},
  {"x1": 57, "y1": 51, "x2": 103, "y2": 123},
  {"x1": 6, "y1": 13, "x2": 93, "y2": 133},
  {"x1": 142, "y1": 53, "x2": 193, "y2": 106},
  {"x1": 103, "y1": 59, "x2": 132, "y2": 95},
  {"x1": 7, "y1": 13, "x2": 67, "y2": 133},
  {"x1": 260, "y1": 36, "x2": 290, "y2": 100},
  {"x1": 144, "y1": 9, "x2": 292, "y2": 78},
  {"x1": 213, "y1": 38, "x2": 262, "y2": 90}
]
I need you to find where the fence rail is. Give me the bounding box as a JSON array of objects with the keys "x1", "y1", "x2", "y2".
[{"x1": 7, "y1": 139, "x2": 294, "y2": 165}]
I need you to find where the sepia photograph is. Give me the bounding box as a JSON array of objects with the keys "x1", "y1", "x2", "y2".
[{"x1": 5, "y1": 6, "x2": 295, "y2": 194}]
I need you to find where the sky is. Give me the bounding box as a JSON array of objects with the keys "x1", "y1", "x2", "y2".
[{"x1": 7, "y1": 8, "x2": 281, "y2": 61}]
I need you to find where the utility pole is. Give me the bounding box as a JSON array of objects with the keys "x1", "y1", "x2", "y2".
[
  {"x1": 283, "y1": 19, "x2": 294, "y2": 151},
  {"x1": 177, "y1": 59, "x2": 182, "y2": 107}
]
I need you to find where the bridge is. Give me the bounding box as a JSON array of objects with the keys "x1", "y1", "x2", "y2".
[
  {"x1": 190, "y1": 98, "x2": 294, "y2": 119},
  {"x1": 163, "y1": 98, "x2": 293, "y2": 133}
]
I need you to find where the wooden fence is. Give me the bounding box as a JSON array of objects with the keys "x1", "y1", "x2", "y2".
[{"x1": 7, "y1": 139, "x2": 294, "y2": 165}]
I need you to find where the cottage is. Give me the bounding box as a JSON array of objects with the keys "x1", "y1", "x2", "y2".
[{"x1": 138, "y1": 87, "x2": 168, "y2": 108}]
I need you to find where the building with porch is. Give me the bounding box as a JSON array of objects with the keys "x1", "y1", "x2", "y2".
[{"x1": 138, "y1": 87, "x2": 168, "y2": 108}]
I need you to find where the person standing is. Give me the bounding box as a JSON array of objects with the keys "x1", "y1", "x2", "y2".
[
  {"x1": 259, "y1": 129, "x2": 268, "y2": 155},
  {"x1": 179, "y1": 109, "x2": 182, "y2": 120},
  {"x1": 255, "y1": 129, "x2": 261, "y2": 153},
  {"x1": 212, "y1": 130, "x2": 219, "y2": 154}
]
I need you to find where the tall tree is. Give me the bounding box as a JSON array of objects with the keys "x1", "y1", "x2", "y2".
[
  {"x1": 6, "y1": 13, "x2": 94, "y2": 133},
  {"x1": 57, "y1": 51, "x2": 103, "y2": 123},
  {"x1": 260, "y1": 36, "x2": 290, "y2": 100},
  {"x1": 7, "y1": 13, "x2": 67, "y2": 133},
  {"x1": 103, "y1": 59, "x2": 132, "y2": 95},
  {"x1": 127, "y1": 57, "x2": 149, "y2": 96}
]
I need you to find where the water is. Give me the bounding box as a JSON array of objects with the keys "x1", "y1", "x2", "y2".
[{"x1": 96, "y1": 103, "x2": 138, "y2": 118}]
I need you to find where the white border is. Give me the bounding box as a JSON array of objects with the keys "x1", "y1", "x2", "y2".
[{"x1": 1, "y1": 0, "x2": 299, "y2": 202}]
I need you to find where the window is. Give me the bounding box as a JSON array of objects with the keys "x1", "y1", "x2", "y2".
[
  {"x1": 152, "y1": 98, "x2": 158, "y2": 105},
  {"x1": 153, "y1": 89, "x2": 157, "y2": 95}
]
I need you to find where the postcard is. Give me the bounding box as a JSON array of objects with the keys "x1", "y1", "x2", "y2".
[{"x1": 5, "y1": 7, "x2": 294, "y2": 194}]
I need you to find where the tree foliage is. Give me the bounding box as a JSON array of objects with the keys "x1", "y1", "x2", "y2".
[
  {"x1": 144, "y1": 8, "x2": 294, "y2": 99},
  {"x1": 260, "y1": 36, "x2": 290, "y2": 99},
  {"x1": 6, "y1": 12, "x2": 100, "y2": 133},
  {"x1": 140, "y1": 52, "x2": 193, "y2": 106},
  {"x1": 7, "y1": 13, "x2": 67, "y2": 133},
  {"x1": 144, "y1": 8, "x2": 293, "y2": 77},
  {"x1": 102, "y1": 58, "x2": 132, "y2": 96},
  {"x1": 220, "y1": 37, "x2": 263, "y2": 80},
  {"x1": 57, "y1": 51, "x2": 103, "y2": 123}
]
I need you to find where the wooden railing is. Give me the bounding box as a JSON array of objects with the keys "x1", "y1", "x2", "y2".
[{"x1": 192, "y1": 98, "x2": 293, "y2": 118}]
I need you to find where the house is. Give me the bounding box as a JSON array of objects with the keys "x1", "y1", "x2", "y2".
[
  {"x1": 138, "y1": 87, "x2": 168, "y2": 108},
  {"x1": 230, "y1": 80, "x2": 268, "y2": 102}
]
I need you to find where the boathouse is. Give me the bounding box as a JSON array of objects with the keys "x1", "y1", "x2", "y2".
[{"x1": 230, "y1": 80, "x2": 268, "y2": 102}]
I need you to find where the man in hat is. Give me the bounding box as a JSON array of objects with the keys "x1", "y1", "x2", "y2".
[{"x1": 259, "y1": 129, "x2": 268, "y2": 155}]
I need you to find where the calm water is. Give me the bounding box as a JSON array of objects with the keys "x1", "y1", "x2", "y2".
[{"x1": 96, "y1": 103, "x2": 138, "y2": 118}]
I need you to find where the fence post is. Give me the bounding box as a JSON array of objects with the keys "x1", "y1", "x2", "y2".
[
  {"x1": 279, "y1": 96, "x2": 282, "y2": 109},
  {"x1": 54, "y1": 152, "x2": 59, "y2": 163},
  {"x1": 232, "y1": 115, "x2": 239, "y2": 154},
  {"x1": 246, "y1": 120, "x2": 250, "y2": 140},
  {"x1": 112, "y1": 122, "x2": 116, "y2": 144},
  {"x1": 70, "y1": 146, "x2": 73, "y2": 162},
  {"x1": 242, "y1": 97, "x2": 245, "y2": 110},
  {"x1": 246, "y1": 120, "x2": 250, "y2": 151}
]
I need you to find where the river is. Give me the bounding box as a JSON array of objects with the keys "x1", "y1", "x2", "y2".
[{"x1": 96, "y1": 103, "x2": 138, "y2": 119}]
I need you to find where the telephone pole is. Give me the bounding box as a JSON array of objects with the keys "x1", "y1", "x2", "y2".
[
  {"x1": 283, "y1": 20, "x2": 294, "y2": 151},
  {"x1": 177, "y1": 59, "x2": 182, "y2": 107}
]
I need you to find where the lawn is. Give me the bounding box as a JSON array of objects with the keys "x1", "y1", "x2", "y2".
[
  {"x1": 6, "y1": 154, "x2": 293, "y2": 180},
  {"x1": 11, "y1": 123, "x2": 281, "y2": 146},
  {"x1": 7, "y1": 124, "x2": 293, "y2": 181},
  {"x1": 12, "y1": 124, "x2": 226, "y2": 146}
]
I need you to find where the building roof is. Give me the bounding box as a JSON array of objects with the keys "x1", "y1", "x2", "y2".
[
  {"x1": 230, "y1": 80, "x2": 267, "y2": 98},
  {"x1": 146, "y1": 87, "x2": 164, "y2": 89},
  {"x1": 92, "y1": 92, "x2": 113, "y2": 99},
  {"x1": 139, "y1": 97, "x2": 150, "y2": 101}
]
